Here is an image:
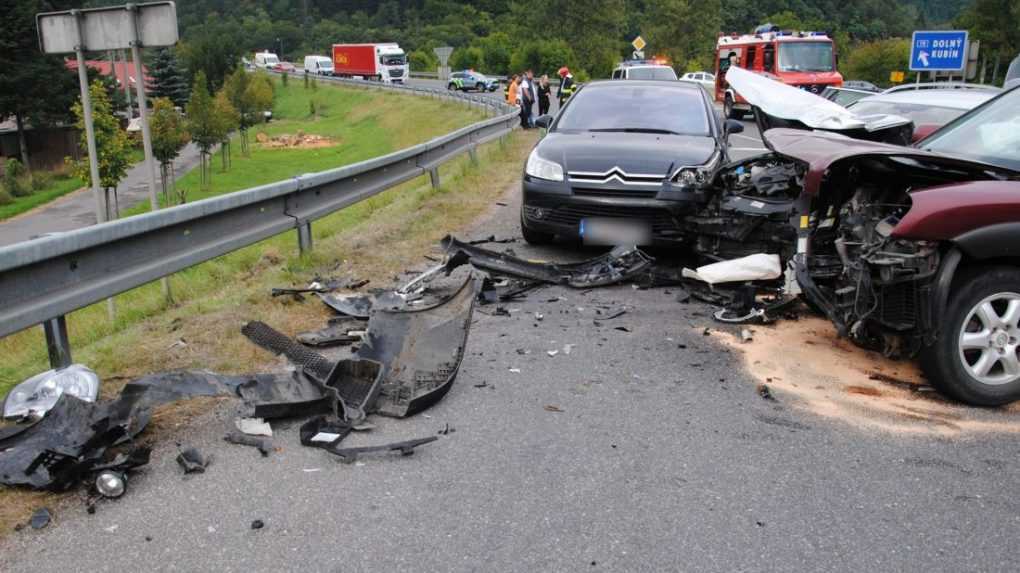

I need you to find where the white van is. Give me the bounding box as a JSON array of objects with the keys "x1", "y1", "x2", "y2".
[
  {"x1": 303, "y1": 55, "x2": 334, "y2": 76},
  {"x1": 254, "y1": 51, "x2": 280, "y2": 69}
]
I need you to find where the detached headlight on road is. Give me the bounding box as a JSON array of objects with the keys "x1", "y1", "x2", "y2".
[
  {"x1": 2, "y1": 364, "x2": 100, "y2": 420},
  {"x1": 526, "y1": 150, "x2": 564, "y2": 182}
]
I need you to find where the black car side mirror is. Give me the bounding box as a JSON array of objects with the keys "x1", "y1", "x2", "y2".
[
  {"x1": 724, "y1": 119, "x2": 744, "y2": 135},
  {"x1": 535, "y1": 115, "x2": 553, "y2": 129}
]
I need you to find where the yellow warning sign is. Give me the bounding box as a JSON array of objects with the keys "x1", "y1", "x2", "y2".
[
  {"x1": 889, "y1": 70, "x2": 905, "y2": 83},
  {"x1": 632, "y1": 36, "x2": 646, "y2": 51}
]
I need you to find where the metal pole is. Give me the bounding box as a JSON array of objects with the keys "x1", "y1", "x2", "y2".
[
  {"x1": 121, "y1": 49, "x2": 133, "y2": 117},
  {"x1": 128, "y1": 6, "x2": 159, "y2": 212},
  {"x1": 43, "y1": 315, "x2": 72, "y2": 369},
  {"x1": 297, "y1": 220, "x2": 313, "y2": 253},
  {"x1": 128, "y1": 4, "x2": 171, "y2": 302},
  {"x1": 73, "y1": 11, "x2": 107, "y2": 226},
  {"x1": 428, "y1": 167, "x2": 440, "y2": 189}
]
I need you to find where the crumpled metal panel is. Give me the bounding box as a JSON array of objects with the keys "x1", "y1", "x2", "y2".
[{"x1": 357, "y1": 275, "x2": 479, "y2": 417}]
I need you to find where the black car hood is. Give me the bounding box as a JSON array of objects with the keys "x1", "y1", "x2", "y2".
[{"x1": 539, "y1": 131, "x2": 717, "y2": 177}]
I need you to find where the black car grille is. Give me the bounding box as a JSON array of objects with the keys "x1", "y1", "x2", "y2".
[
  {"x1": 389, "y1": 69, "x2": 403, "y2": 78},
  {"x1": 545, "y1": 204, "x2": 682, "y2": 235},
  {"x1": 572, "y1": 187, "x2": 658, "y2": 199}
]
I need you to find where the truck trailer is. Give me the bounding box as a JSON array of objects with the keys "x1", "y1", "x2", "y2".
[{"x1": 331, "y1": 43, "x2": 408, "y2": 84}]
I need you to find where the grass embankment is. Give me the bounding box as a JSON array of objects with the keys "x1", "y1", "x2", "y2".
[
  {"x1": 0, "y1": 174, "x2": 82, "y2": 221},
  {"x1": 0, "y1": 76, "x2": 533, "y2": 532},
  {"x1": 131, "y1": 77, "x2": 486, "y2": 211}
]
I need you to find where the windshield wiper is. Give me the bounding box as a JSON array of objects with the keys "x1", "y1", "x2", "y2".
[{"x1": 589, "y1": 128, "x2": 682, "y2": 135}]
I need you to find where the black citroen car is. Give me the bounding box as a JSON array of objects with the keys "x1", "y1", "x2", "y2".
[{"x1": 521, "y1": 80, "x2": 743, "y2": 245}]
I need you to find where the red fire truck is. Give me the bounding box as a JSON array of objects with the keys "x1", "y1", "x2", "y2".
[{"x1": 715, "y1": 25, "x2": 843, "y2": 119}]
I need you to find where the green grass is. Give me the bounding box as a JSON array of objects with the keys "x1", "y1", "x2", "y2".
[
  {"x1": 0, "y1": 175, "x2": 83, "y2": 221},
  {"x1": 131, "y1": 77, "x2": 486, "y2": 211},
  {"x1": 0, "y1": 77, "x2": 497, "y2": 393}
]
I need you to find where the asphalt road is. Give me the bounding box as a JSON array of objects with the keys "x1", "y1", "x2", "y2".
[{"x1": 3, "y1": 162, "x2": 1019, "y2": 571}]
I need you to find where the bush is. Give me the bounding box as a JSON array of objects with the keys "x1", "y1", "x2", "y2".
[
  {"x1": 281, "y1": 71, "x2": 289, "y2": 86},
  {"x1": 408, "y1": 49, "x2": 438, "y2": 72},
  {"x1": 0, "y1": 187, "x2": 12, "y2": 205},
  {"x1": 2, "y1": 158, "x2": 31, "y2": 198},
  {"x1": 30, "y1": 171, "x2": 53, "y2": 191}
]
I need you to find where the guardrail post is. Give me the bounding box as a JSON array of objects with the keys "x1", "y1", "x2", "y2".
[
  {"x1": 43, "y1": 315, "x2": 72, "y2": 369},
  {"x1": 297, "y1": 220, "x2": 313, "y2": 253},
  {"x1": 468, "y1": 146, "x2": 479, "y2": 165},
  {"x1": 429, "y1": 167, "x2": 441, "y2": 189}
]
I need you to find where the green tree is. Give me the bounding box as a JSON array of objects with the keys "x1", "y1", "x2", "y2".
[
  {"x1": 956, "y1": 0, "x2": 1020, "y2": 84},
  {"x1": 510, "y1": 40, "x2": 578, "y2": 77},
  {"x1": 408, "y1": 49, "x2": 439, "y2": 72},
  {"x1": 643, "y1": 0, "x2": 723, "y2": 72},
  {"x1": 843, "y1": 38, "x2": 911, "y2": 87},
  {"x1": 179, "y1": 18, "x2": 243, "y2": 90},
  {"x1": 68, "y1": 80, "x2": 132, "y2": 211},
  {"x1": 149, "y1": 48, "x2": 191, "y2": 108},
  {"x1": 186, "y1": 71, "x2": 219, "y2": 188},
  {"x1": 224, "y1": 69, "x2": 273, "y2": 156},
  {"x1": 513, "y1": 0, "x2": 626, "y2": 78},
  {"x1": 150, "y1": 97, "x2": 190, "y2": 204},
  {"x1": 478, "y1": 32, "x2": 513, "y2": 75},
  {"x1": 450, "y1": 46, "x2": 485, "y2": 71},
  {"x1": 213, "y1": 90, "x2": 240, "y2": 172},
  {"x1": 0, "y1": 0, "x2": 81, "y2": 170}
]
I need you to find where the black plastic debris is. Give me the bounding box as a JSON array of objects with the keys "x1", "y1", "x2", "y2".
[
  {"x1": 757, "y1": 384, "x2": 776, "y2": 401},
  {"x1": 326, "y1": 437, "x2": 438, "y2": 464},
  {"x1": 319, "y1": 293, "x2": 374, "y2": 319},
  {"x1": 223, "y1": 432, "x2": 273, "y2": 457},
  {"x1": 176, "y1": 447, "x2": 210, "y2": 474},
  {"x1": 440, "y1": 235, "x2": 654, "y2": 288},
  {"x1": 467, "y1": 235, "x2": 516, "y2": 245},
  {"x1": 0, "y1": 371, "x2": 243, "y2": 490},
  {"x1": 356, "y1": 276, "x2": 479, "y2": 418},
  {"x1": 296, "y1": 316, "x2": 367, "y2": 347},
  {"x1": 251, "y1": 519, "x2": 265, "y2": 530},
  {"x1": 30, "y1": 508, "x2": 52, "y2": 530}
]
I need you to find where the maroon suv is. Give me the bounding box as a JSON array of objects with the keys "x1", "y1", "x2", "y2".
[{"x1": 686, "y1": 78, "x2": 1020, "y2": 405}]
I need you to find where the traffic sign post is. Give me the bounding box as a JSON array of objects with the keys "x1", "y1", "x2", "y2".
[
  {"x1": 910, "y1": 30, "x2": 969, "y2": 72},
  {"x1": 434, "y1": 46, "x2": 453, "y2": 80},
  {"x1": 37, "y1": 2, "x2": 179, "y2": 312}
]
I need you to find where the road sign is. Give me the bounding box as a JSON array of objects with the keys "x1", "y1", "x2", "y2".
[
  {"x1": 37, "y1": 2, "x2": 178, "y2": 53},
  {"x1": 433, "y1": 46, "x2": 453, "y2": 66},
  {"x1": 910, "y1": 30, "x2": 968, "y2": 72},
  {"x1": 889, "y1": 70, "x2": 905, "y2": 83},
  {"x1": 632, "y1": 36, "x2": 646, "y2": 52}
]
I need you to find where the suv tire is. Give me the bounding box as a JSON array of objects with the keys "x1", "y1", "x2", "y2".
[
  {"x1": 920, "y1": 266, "x2": 1020, "y2": 406},
  {"x1": 724, "y1": 94, "x2": 743, "y2": 120}
]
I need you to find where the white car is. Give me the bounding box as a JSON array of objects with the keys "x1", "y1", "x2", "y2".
[
  {"x1": 680, "y1": 71, "x2": 715, "y2": 92},
  {"x1": 611, "y1": 62, "x2": 677, "y2": 81}
]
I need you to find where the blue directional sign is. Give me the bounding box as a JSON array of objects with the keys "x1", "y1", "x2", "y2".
[{"x1": 910, "y1": 30, "x2": 969, "y2": 72}]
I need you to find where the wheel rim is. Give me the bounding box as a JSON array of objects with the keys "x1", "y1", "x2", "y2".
[{"x1": 958, "y1": 291, "x2": 1020, "y2": 386}]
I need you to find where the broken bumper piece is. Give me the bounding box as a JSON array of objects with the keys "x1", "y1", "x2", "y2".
[
  {"x1": 300, "y1": 417, "x2": 438, "y2": 464},
  {"x1": 440, "y1": 235, "x2": 654, "y2": 288}
]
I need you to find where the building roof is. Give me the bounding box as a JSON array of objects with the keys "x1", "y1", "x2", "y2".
[{"x1": 64, "y1": 59, "x2": 151, "y2": 87}]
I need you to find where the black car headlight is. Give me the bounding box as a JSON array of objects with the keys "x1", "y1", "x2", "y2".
[
  {"x1": 671, "y1": 166, "x2": 711, "y2": 188},
  {"x1": 526, "y1": 150, "x2": 564, "y2": 182}
]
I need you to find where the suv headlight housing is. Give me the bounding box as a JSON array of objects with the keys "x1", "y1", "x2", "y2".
[
  {"x1": 671, "y1": 167, "x2": 711, "y2": 187},
  {"x1": 2, "y1": 364, "x2": 100, "y2": 420},
  {"x1": 526, "y1": 150, "x2": 564, "y2": 182}
]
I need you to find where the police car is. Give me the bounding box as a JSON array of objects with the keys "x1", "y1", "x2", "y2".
[{"x1": 448, "y1": 70, "x2": 499, "y2": 92}]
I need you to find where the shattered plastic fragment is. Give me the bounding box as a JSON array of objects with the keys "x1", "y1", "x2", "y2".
[
  {"x1": 30, "y1": 508, "x2": 52, "y2": 530},
  {"x1": 681, "y1": 254, "x2": 782, "y2": 285},
  {"x1": 324, "y1": 437, "x2": 439, "y2": 464},
  {"x1": 223, "y1": 432, "x2": 272, "y2": 457},
  {"x1": 235, "y1": 417, "x2": 273, "y2": 437},
  {"x1": 319, "y1": 293, "x2": 374, "y2": 319},
  {"x1": 176, "y1": 447, "x2": 210, "y2": 474}
]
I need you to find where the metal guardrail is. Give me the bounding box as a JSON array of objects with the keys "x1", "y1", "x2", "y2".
[{"x1": 0, "y1": 73, "x2": 519, "y2": 366}]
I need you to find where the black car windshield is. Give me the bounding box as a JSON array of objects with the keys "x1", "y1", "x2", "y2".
[
  {"x1": 848, "y1": 100, "x2": 967, "y2": 126},
  {"x1": 555, "y1": 85, "x2": 709, "y2": 135},
  {"x1": 626, "y1": 67, "x2": 677, "y2": 80},
  {"x1": 921, "y1": 88, "x2": 1020, "y2": 172},
  {"x1": 778, "y1": 42, "x2": 833, "y2": 72}
]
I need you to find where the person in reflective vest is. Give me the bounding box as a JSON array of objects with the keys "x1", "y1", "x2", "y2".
[
  {"x1": 507, "y1": 74, "x2": 520, "y2": 106},
  {"x1": 557, "y1": 67, "x2": 576, "y2": 105}
]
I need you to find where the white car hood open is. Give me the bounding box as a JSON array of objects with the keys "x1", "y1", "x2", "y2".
[{"x1": 725, "y1": 66, "x2": 909, "y2": 133}]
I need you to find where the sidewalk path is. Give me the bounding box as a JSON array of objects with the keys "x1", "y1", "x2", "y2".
[{"x1": 0, "y1": 143, "x2": 203, "y2": 247}]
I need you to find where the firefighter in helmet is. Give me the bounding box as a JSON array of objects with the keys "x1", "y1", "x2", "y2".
[{"x1": 557, "y1": 67, "x2": 576, "y2": 106}]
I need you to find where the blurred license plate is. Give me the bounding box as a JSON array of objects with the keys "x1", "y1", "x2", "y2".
[{"x1": 579, "y1": 218, "x2": 652, "y2": 246}]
